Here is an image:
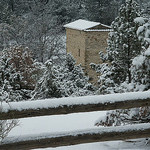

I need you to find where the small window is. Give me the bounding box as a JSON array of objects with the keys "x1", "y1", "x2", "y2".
[
  {"x1": 78, "y1": 49, "x2": 80, "y2": 57},
  {"x1": 89, "y1": 77, "x2": 93, "y2": 81}
]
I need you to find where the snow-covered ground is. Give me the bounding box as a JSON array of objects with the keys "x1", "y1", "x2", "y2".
[{"x1": 7, "y1": 111, "x2": 150, "y2": 150}]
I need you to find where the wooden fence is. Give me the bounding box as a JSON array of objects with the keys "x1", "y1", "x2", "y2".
[{"x1": 0, "y1": 92, "x2": 150, "y2": 150}]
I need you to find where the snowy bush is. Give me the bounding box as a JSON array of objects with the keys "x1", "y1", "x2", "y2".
[
  {"x1": 32, "y1": 54, "x2": 96, "y2": 100},
  {"x1": 94, "y1": 1, "x2": 150, "y2": 127},
  {"x1": 0, "y1": 119, "x2": 18, "y2": 144},
  {"x1": 92, "y1": 0, "x2": 143, "y2": 95},
  {"x1": 0, "y1": 46, "x2": 38, "y2": 102}
]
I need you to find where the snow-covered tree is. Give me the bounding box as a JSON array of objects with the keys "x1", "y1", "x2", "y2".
[
  {"x1": 0, "y1": 48, "x2": 22, "y2": 102},
  {"x1": 130, "y1": 19, "x2": 150, "y2": 91},
  {"x1": 0, "y1": 23, "x2": 16, "y2": 50},
  {"x1": 32, "y1": 54, "x2": 96, "y2": 100},
  {"x1": 62, "y1": 53, "x2": 96, "y2": 97},
  {"x1": 85, "y1": 0, "x2": 121, "y2": 25},
  {"x1": 0, "y1": 46, "x2": 37, "y2": 102},
  {"x1": 106, "y1": 0, "x2": 142, "y2": 83},
  {"x1": 95, "y1": 17, "x2": 150, "y2": 127},
  {"x1": 92, "y1": 0, "x2": 143, "y2": 94},
  {"x1": 31, "y1": 59, "x2": 63, "y2": 99},
  {"x1": 95, "y1": 106, "x2": 150, "y2": 127}
]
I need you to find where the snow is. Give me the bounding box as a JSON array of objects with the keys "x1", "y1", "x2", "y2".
[
  {"x1": 2, "y1": 123, "x2": 150, "y2": 145},
  {"x1": 134, "y1": 17, "x2": 147, "y2": 25},
  {"x1": 8, "y1": 111, "x2": 106, "y2": 136},
  {"x1": 137, "y1": 22, "x2": 150, "y2": 43},
  {"x1": 132, "y1": 55, "x2": 145, "y2": 68},
  {"x1": 1, "y1": 112, "x2": 149, "y2": 150},
  {"x1": 1, "y1": 91, "x2": 150, "y2": 113},
  {"x1": 35, "y1": 140, "x2": 149, "y2": 150},
  {"x1": 63, "y1": 19, "x2": 111, "y2": 31},
  {"x1": 145, "y1": 46, "x2": 150, "y2": 56},
  {"x1": 136, "y1": 26, "x2": 144, "y2": 36},
  {"x1": 63, "y1": 19, "x2": 100, "y2": 30},
  {"x1": 85, "y1": 29, "x2": 112, "y2": 32}
]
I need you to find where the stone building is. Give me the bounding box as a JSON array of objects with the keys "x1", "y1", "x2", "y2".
[{"x1": 64, "y1": 19, "x2": 112, "y2": 84}]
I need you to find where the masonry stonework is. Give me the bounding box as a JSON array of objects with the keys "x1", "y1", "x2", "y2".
[
  {"x1": 64, "y1": 20, "x2": 111, "y2": 85},
  {"x1": 84, "y1": 31, "x2": 109, "y2": 84},
  {"x1": 66, "y1": 28, "x2": 86, "y2": 66}
]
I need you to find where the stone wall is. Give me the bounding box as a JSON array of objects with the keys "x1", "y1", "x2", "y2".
[
  {"x1": 66, "y1": 28, "x2": 86, "y2": 66},
  {"x1": 84, "y1": 31, "x2": 109, "y2": 84}
]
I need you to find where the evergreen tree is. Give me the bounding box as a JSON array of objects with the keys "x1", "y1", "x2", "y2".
[
  {"x1": 85, "y1": 0, "x2": 120, "y2": 25},
  {"x1": 32, "y1": 54, "x2": 96, "y2": 100},
  {"x1": 107, "y1": 0, "x2": 141, "y2": 83},
  {"x1": 95, "y1": 17, "x2": 150, "y2": 127},
  {"x1": 63, "y1": 53, "x2": 96, "y2": 97},
  {"x1": 130, "y1": 20, "x2": 150, "y2": 91},
  {"x1": 92, "y1": 0, "x2": 143, "y2": 94},
  {"x1": 0, "y1": 0, "x2": 12, "y2": 24},
  {"x1": 31, "y1": 59, "x2": 63, "y2": 99}
]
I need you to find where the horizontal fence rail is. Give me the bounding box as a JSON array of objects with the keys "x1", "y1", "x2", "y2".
[
  {"x1": 1, "y1": 91, "x2": 150, "y2": 120},
  {"x1": 0, "y1": 123, "x2": 150, "y2": 150},
  {"x1": 0, "y1": 91, "x2": 150, "y2": 149}
]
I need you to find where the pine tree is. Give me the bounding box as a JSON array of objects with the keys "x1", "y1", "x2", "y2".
[
  {"x1": 95, "y1": 17, "x2": 150, "y2": 127},
  {"x1": 92, "y1": 0, "x2": 143, "y2": 94},
  {"x1": 63, "y1": 53, "x2": 96, "y2": 97},
  {"x1": 31, "y1": 59, "x2": 63, "y2": 99},
  {"x1": 107, "y1": 0, "x2": 142, "y2": 83},
  {"x1": 85, "y1": 0, "x2": 119, "y2": 25},
  {"x1": 131, "y1": 20, "x2": 150, "y2": 91},
  {"x1": 32, "y1": 54, "x2": 96, "y2": 100}
]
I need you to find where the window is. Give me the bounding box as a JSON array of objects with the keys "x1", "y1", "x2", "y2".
[{"x1": 78, "y1": 49, "x2": 80, "y2": 57}]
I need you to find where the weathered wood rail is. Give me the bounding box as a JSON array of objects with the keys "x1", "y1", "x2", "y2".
[
  {"x1": 0, "y1": 91, "x2": 150, "y2": 149},
  {"x1": 1, "y1": 91, "x2": 150, "y2": 120},
  {"x1": 0, "y1": 123, "x2": 150, "y2": 150}
]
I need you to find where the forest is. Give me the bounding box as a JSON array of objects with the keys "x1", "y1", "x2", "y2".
[{"x1": 0, "y1": 0, "x2": 150, "y2": 149}]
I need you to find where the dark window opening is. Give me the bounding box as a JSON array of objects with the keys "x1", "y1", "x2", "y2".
[{"x1": 78, "y1": 49, "x2": 80, "y2": 57}]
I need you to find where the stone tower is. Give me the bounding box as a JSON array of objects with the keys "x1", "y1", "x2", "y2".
[{"x1": 64, "y1": 19, "x2": 112, "y2": 84}]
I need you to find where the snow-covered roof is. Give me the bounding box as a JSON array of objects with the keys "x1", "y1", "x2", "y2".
[
  {"x1": 85, "y1": 29, "x2": 113, "y2": 32},
  {"x1": 64, "y1": 19, "x2": 101, "y2": 31}
]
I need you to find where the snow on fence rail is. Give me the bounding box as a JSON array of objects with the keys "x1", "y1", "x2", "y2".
[
  {"x1": 0, "y1": 91, "x2": 150, "y2": 120},
  {"x1": 0, "y1": 91, "x2": 150, "y2": 149},
  {"x1": 0, "y1": 123, "x2": 150, "y2": 150}
]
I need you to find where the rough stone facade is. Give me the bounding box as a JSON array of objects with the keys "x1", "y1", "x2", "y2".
[
  {"x1": 65, "y1": 22, "x2": 111, "y2": 85},
  {"x1": 66, "y1": 28, "x2": 86, "y2": 66},
  {"x1": 84, "y1": 30, "x2": 109, "y2": 84}
]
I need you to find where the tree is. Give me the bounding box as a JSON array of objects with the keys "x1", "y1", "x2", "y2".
[
  {"x1": 62, "y1": 53, "x2": 96, "y2": 97},
  {"x1": 95, "y1": 16, "x2": 150, "y2": 127},
  {"x1": 130, "y1": 19, "x2": 150, "y2": 91},
  {"x1": 0, "y1": 0, "x2": 12, "y2": 24},
  {"x1": 92, "y1": 0, "x2": 143, "y2": 94},
  {"x1": 31, "y1": 59, "x2": 63, "y2": 99},
  {"x1": 32, "y1": 54, "x2": 96, "y2": 100},
  {"x1": 84, "y1": 0, "x2": 121, "y2": 25},
  {"x1": 0, "y1": 23, "x2": 16, "y2": 50},
  {"x1": 0, "y1": 46, "x2": 37, "y2": 102},
  {"x1": 12, "y1": 0, "x2": 65, "y2": 63}
]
